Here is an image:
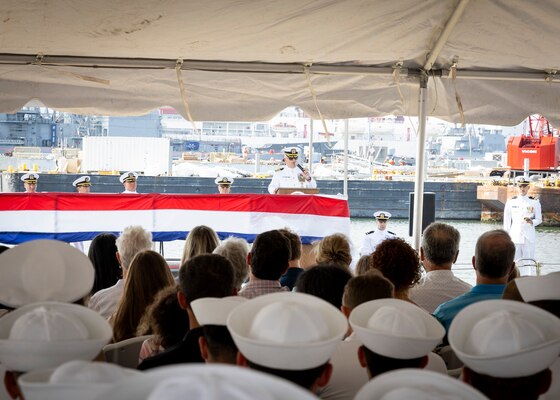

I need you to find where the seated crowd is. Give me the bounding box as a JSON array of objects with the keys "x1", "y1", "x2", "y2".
[{"x1": 0, "y1": 222, "x2": 558, "y2": 400}]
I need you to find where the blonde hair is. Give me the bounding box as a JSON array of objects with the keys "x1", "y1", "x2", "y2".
[
  {"x1": 315, "y1": 233, "x2": 352, "y2": 269},
  {"x1": 180, "y1": 225, "x2": 220, "y2": 265}
]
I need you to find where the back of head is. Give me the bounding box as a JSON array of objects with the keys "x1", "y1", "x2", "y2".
[
  {"x1": 88, "y1": 233, "x2": 121, "y2": 294},
  {"x1": 371, "y1": 238, "x2": 421, "y2": 293},
  {"x1": 296, "y1": 264, "x2": 353, "y2": 309},
  {"x1": 250, "y1": 230, "x2": 291, "y2": 280},
  {"x1": 181, "y1": 225, "x2": 221, "y2": 265},
  {"x1": 116, "y1": 225, "x2": 153, "y2": 270},
  {"x1": 355, "y1": 255, "x2": 372, "y2": 276},
  {"x1": 179, "y1": 254, "x2": 235, "y2": 304},
  {"x1": 474, "y1": 230, "x2": 515, "y2": 279},
  {"x1": 315, "y1": 233, "x2": 352, "y2": 269},
  {"x1": 421, "y1": 223, "x2": 460, "y2": 266},
  {"x1": 213, "y1": 237, "x2": 249, "y2": 290},
  {"x1": 278, "y1": 228, "x2": 302, "y2": 261},
  {"x1": 342, "y1": 273, "x2": 395, "y2": 309}
]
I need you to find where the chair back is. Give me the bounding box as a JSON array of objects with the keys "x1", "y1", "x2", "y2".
[{"x1": 103, "y1": 335, "x2": 152, "y2": 369}]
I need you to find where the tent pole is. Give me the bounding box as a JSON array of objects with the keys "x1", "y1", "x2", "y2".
[
  {"x1": 308, "y1": 118, "x2": 314, "y2": 174},
  {"x1": 344, "y1": 119, "x2": 349, "y2": 197},
  {"x1": 412, "y1": 74, "x2": 428, "y2": 250}
]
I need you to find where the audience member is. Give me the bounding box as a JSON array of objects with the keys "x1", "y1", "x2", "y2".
[
  {"x1": 238, "y1": 230, "x2": 291, "y2": 299},
  {"x1": 433, "y1": 229, "x2": 515, "y2": 333},
  {"x1": 315, "y1": 233, "x2": 352, "y2": 270},
  {"x1": 180, "y1": 225, "x2": 220, "y2": 265},
  {"x1": 228, "y1": 292, "x2": 347, "y2": 392},
  {"x1": 88, "y1": 233, "x2": 121, "y2": 296},
  {"x1": 370, "y1": 238, "x2": 421, "y2": 303},
  {"x1": 89, "y1": 225, "x2": 153, "y2": 319},
  {"x1": 278, "y1": 228, "x2": 304, "y2": 290},
  {"x1": 213, "y1": 236, "x2": 249, "y2": 291},
  {"x1": 295, "y1": 264, "x2": 352, "y2": 309},
  {"x1": 111, "y1": 250, "x2": 175, "y2": 342},
  {"x1": 410, "y1": 223, "x2": 471, "y2": 313},
  {"x1": 138, "y1": 254, "x2": 235, "y2": 370},
  {"x1": 354, "y1": 255, "x2": 371, "y2": 276}
]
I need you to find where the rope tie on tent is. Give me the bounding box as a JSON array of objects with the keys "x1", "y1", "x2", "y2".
[
  {"x1": 449, "y1": 59, "x2": 466, "y2": 126},
  {"x1": 175, "y1": 59, "x2": 200, "y2": 136},
  {"x1": 392, "y1": 60, "x2": 405, "y2": 108},
  {"x1": 304, "y1": 63, "x2": 331, "y2": 143},
  {"x1": 545, "y1": 70, "x2": 557, "y2": 83},
  {"x1": 33, "y1": 53, "x2": 110, "y2": 85}
]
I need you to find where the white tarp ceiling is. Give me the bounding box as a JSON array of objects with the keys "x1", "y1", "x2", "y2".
[{"x1": 0, "y1": 0, "x2": 559, "y2": 125}]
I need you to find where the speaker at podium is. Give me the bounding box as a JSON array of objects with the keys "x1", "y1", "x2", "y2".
[{"x1": 276, "y1": 188, "x2": 320, "y2": 195}]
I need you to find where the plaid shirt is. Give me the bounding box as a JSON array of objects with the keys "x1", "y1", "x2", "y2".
[{"x1": 238, "y1": 278, "x2": 289, "y2": 299}]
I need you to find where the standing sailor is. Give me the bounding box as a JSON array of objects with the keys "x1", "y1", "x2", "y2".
[
  {"x1": 215, "y1": 176, "x2": 234, "y2": 194},
  {"x1": 503, "y1": 176, "x2": 542, "y2": 269},
  {"x1": 120, "y1": 171, "x2": 139, "y2": 194},
  {"x1": 359, "y1": 211, "x2": 396, "y2": 256},
  {"x1": 267, "y1": 147, "x2": 316, "y2": 194},
  {"x1": 21, "y1": 173, "x2": 39, "y2": 193},
  {"x1": 72, "y1": 176, "x2": 92, "y2": 193}
]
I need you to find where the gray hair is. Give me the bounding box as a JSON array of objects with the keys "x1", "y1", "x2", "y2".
[
  {"x1": 421, "y1": 222, "x2": 460, "y2": 265},
  {"x1": 213, "y1": 236, "x2": 250, "y2": 290},
  {"x1": 116, "y1": 225, "x2": 153, "y2": 270}
]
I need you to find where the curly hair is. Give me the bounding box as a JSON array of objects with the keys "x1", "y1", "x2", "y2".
[
  {"x1": 369, "y1": 238, "x2": 421, "y2": 293},
  {"x1": 315, "y1": 233, "x2": 352, "y2": 269}
]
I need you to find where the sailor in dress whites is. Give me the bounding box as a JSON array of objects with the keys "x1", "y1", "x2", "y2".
[
  {"x1": 267, "y1": 147, "x2": 316, "y2": 194},
  {"x1": 359, "y1": 211, "x2": 396, "y2": 256},
  {"x1": 72, "y1": 176, "x2": 91, "y2": 193},
  {"x1": 119, "y1": 171, "x2": 138, "y2": 194},
  {"x1": 21, "y1": 172, "x2": 39, "y2": 193},
  {"x1": 215, "y1": 176, "x2": 234, "y2": 194},
  {"x1": 503, "y1": 176, "x2": 542, "y2": 267}
]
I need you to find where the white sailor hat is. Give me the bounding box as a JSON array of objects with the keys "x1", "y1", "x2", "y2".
[
  {"x1": 92, "y1": 364, "x2": 319, "y2": 400},
  {"x1": 214, "y1": 176, "x2": 234, "y2": 186},
  {"x1": 191, "y1": 296, "x2": 247, "y2": 326},
  {"x1": 227, "y1": 292, "x2": 347, "y2": 370},
  {"x1": 515, "y1": 176, "x2": 530, "y2": 186},
  {"x1": 349, "y1": 298, "x2": 445, "y2": 359},
  {"x1": 0, "y1": 239, "x2": 95, "y2": 307},
  {"x1": 72, "y1": 175, "x2": 91, "y2": 187},
  {"x1": 21, "y1": 173, "x2": 39, "y2": 183},
  {"x1": 514, "y1": 272, "x2": 560, "y2": 302},
  {"x1": 282, "y1": 147, "x2": 300, "y2": 159},
  {"x1": 119, "y1": 171, "x2": 138, "y2": 183},
  {"x1": 19, "y1": 361, "x2": 140, "y2": 400},
  {"x1": 374, "y1": 211, "x2": 391, "y2": 220},
  {"x1": 0, "y1": 301, "x2": 112, "y2": 372},
  {"x1": 449, "y1": 299, "x2": 560, "y2": 378},
  {"x1": 354, "y1": 369, "x2": 489, "y2": 400}
]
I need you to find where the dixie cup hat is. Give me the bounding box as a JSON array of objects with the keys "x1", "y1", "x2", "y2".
[
  {"x1": 21, "y1": 173, "x2": 39, "y2": 183},
  {"x1": 214, "y1": 176, "x2": 234, "y2": 186},
  {"x1": 72, "y1": 176, "x2": 91, "y2": 187},
  {"x1": 515, "y1": 271, "x2": 560, "y2": 302},
  {"x1": 119, "y1": 171, "x2": 138, "y2": 183},
  {"x1": 191, "y1": 296, "x2": 247, "y2": 326}
]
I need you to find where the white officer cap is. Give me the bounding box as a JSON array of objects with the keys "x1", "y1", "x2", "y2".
[
  {"x1": 191, "y1": 296, "x2": 247, "y2": 326},
  {"x1": 72, "y1": 176, "x2": 91, "y2": 187},
  {"x1": 354, "y1": 369, "x2": 489, "y2": 400},
  {"x1": 349, "y1": 298, "x2": 445, "y2": 359},
  {"x1": 515, "y1": 176, "x2": 530, "y2": 186},
  {"x1": 19, "y1": 360, "x2": 140, "y2": 400},
  {"x1": 21, "y1": 173, "x2": 39, "y2": 183},
  {"x1": 282, "y1": 147, "x2": 300, "y2": 159},
  {"x1": 227, "y1": 292, "x2": 347, "y2": 370},
  {"x1": 92, "y1": 364, "x2": 319, "y2": 400},
  {"x1": 0, "y1": 302, "x2": 112, "y2": 372},
  {"x1": 449, "y1": 299, "x2": 560, "y2": 378},
  {"x1": 119, "y1": 171, "x2": 138, "y2": 183},
  {"x1": 0, "y1": 239, "x2": 95, "y2": 307},
  {"x1": 214, "y1": 176, "x2": 234, "y2": 186},
  {"x1": 374, "y1": 211, "x2": 391, "y2": 220}
]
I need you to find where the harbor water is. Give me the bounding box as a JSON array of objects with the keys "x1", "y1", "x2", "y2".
[{"x1": 161, "y1": 218, "x2": 560, "y2": 287}]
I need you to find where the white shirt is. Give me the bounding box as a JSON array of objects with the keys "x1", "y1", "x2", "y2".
[
  {"x1": 409, "y1": 270, "x2": 472, "y2": 313},
  {"x1": 122, "y1": 190, "x2": 138, "y2": 194},
  {"x1": 503, "y1": 194, "x2": 542, "y2": 244},
  {"x1": 268, "y1": 166, "x2": 316, "y2": 194},
  {"x1": 88, "y1": 279, "x2": 124, "y2": 319},
  {"x1": 359, "y1": 229, "x2": 396, "y2": 256}
]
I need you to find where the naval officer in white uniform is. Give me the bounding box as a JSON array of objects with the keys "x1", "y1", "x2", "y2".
[
  {"x1": 503, "y1": 176, "x2": 542, "y2": 267},
  {"x1": 72, "y1": 176, "x2": 92, "y2": 193},
  {"x1": 120, "y1": 171, "x2": 139, "y2": 194},
  {"x1": 215, "y1": 176, "x2": 234, "y2": 194},
  {"x1": 359, "y1": 211, "x2": 396, "y2": 256},
  {"x1": 21, "y1": 173, "x2": 39, "y2": 193},
  {"x1": 267, "y1": 147, "x2": 316, "y2": 194}
]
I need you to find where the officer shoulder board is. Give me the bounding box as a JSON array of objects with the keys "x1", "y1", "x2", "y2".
[
  {"x1": 365, "y1": 230, "x2": 375, "y2": 235},
  {"x1": 511, "y1": 196, "x2": 518, "y2": 199},
  {"x1": 387, "y1": 231, "x2": 396, "y2": 235},
  {"x1": 529, "y1": 196, "x2": 539, "y2": 200},
  {"x1": 275, "y1": 167, "x2": 284, "y2": 172}
]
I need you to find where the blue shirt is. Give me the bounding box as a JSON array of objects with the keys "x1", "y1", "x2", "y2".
[{"x1": 433, "y1": 284, "x2": 506, "y2": 332}]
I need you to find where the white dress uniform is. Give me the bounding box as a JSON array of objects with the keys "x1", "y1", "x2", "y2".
[
  {"x1": 503, "y1": 193, "x2": 542, "y2": 261},
  {"x1": 359, "y1": 228, "x2": 396, "y2": 256},
  {"x1": 120, "y1": 171, "x2": 139, "y2": 194},
  {"x1": 267, "y1": 166, "x2": 317, "y2": 194}
]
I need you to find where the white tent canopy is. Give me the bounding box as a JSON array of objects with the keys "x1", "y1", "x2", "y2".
[{"x1": 2, "y1": 0, "x2": 560, "y2": 248}]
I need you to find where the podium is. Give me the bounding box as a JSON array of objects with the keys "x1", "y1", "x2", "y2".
[{"x1": 276, "y1": 188, "x2": 320, "y2": 195}]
